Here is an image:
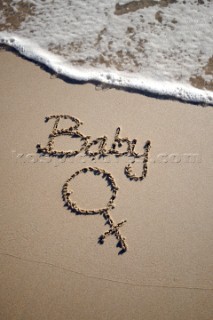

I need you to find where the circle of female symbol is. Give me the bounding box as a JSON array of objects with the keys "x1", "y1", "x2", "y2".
[{"x1": 62, "y1": 167, "x2": 127, "y2": 253}]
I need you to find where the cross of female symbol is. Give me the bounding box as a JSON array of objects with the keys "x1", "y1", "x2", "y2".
[{"x1": 62, "y1": 167, "x2": 128, "y2": 254}]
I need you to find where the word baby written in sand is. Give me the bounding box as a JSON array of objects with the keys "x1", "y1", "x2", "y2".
[
  {"x1": 36, "y1": 114, "x2": 151, "y2": 181},
  {"x1": 36, "y1": 115, "x2": 151, "y2": 253}
]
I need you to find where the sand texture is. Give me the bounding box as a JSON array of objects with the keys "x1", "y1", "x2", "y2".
[{"x1": 0, "y1": 50, "x2": 213, "y2": 320}]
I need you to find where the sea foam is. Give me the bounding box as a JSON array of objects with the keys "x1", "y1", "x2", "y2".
[{"x1": 0, "y1": 0, "x2": 212, "y2": 104}]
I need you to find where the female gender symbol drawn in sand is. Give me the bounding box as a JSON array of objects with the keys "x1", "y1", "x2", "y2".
[{"x1": 62, "y1": 167, "x2": 127, "y2": 253}]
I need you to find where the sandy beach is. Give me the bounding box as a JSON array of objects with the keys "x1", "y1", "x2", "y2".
[{"x1": 0, "y1": 50, "x2": 212, "y2": 320}]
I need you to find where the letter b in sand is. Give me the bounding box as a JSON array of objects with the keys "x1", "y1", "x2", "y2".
[{"x1": 36, "y1": 115, "x2": 90, "y2": 156}]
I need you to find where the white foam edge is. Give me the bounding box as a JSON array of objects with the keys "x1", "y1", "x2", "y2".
[{"x1": 1, "y1": 33, "x2": 213, "y2": 106}]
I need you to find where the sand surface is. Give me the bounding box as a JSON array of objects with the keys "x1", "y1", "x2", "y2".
[{"x1": 0, "y1": 50, "x2": 212, "y2": 320}]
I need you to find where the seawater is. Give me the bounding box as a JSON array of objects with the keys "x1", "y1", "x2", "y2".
[{"x1": 0, "y1": 0, "x2": 212, "y2": 104}]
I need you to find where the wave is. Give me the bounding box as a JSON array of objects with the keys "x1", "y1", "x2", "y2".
[
  {"x1": 1, "y1": 34, "x2": 212, "y2": 105},
  {"x1": 0, "y1": 0, "x2": 212, "y2": 105}
]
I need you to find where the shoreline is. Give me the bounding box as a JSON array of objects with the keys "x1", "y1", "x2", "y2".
[{"x1": 1, "y1": 39, "x2": 213, "y2": 106}]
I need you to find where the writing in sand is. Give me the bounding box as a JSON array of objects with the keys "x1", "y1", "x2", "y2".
[
  {"x1": 37, "y1": 115, "x2": 151, "y2": 253},
  {"x1": 36, "y1": 114, "x2": 151, "y2": 181}
]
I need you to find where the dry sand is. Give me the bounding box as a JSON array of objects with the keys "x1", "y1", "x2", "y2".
[{"x1": 0, "y1": 50, "x2": 212, "y2": 320}]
